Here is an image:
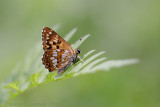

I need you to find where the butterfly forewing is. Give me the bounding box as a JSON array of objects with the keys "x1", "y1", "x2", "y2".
[{"x1": 42, "y1": 27, "x2": 75, "y2": 72}]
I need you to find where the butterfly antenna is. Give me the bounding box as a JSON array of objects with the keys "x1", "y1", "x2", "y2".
[
  {"x1": 76, "y1": 36, "x2": 84, "y2": 63},
  {"x1": 77, "y1": 36, "x2": 83, "y2": 48}
]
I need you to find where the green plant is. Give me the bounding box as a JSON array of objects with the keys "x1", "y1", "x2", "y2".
[{"x1": 0, "y1": 25, "x2": 138, "y2": 106}]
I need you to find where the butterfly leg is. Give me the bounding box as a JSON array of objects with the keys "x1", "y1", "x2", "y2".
[
  {"x1": 69, "y1": 57, "x2": 76, "y2": 72},
  {"x1": 71, "y1": 62, "x2": 74, "y2": 70},
  {"x1": 78, "y1": 56, "x2": 84, "y2": 63}
]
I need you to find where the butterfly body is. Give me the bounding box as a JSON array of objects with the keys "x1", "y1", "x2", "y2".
[{"x1": 42, "y1": 27, "x2": 80, "y2": 74}]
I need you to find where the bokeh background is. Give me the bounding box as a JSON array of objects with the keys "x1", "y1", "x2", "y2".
[{"x1": 0, "y1": 0, "x2": 160, "y2": 107}]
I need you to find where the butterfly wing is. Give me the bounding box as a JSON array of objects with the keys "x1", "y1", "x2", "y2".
[{"x1": 42, "y1": 27, "x2": 75, "y2": 72}]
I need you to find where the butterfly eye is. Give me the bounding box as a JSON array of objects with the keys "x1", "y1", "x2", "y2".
[{"x1": 77, "y1": 49, "x2": 81, "y2": 54}]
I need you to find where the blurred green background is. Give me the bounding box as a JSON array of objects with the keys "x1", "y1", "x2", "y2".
[{"x1": 0, "y1": 0, "x2": 160, "y2": 107}]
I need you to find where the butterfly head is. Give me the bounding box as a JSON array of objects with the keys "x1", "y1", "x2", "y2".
[{"x1": 76, "y1": 48, "x2": 81, "y2": 54}]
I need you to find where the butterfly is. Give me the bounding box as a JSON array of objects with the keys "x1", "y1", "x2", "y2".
[{"x1": 42, "y1": 27, "x2": 81, "y2": 74}]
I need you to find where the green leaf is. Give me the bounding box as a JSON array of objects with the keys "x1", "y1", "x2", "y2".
[
  {"x1": 27, "y1": 72, "x2": 42, "y2": 86},
  {"x1": 3, "y1": 81, "x2": 21, "y2": 92},
  {"x1": 0, "y1": 26, "x2": 138, "y2": 106}
]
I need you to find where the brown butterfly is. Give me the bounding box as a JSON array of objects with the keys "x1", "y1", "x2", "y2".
[{"x1": 42, "y1": 27, "x2": 81, "y2": 74}]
